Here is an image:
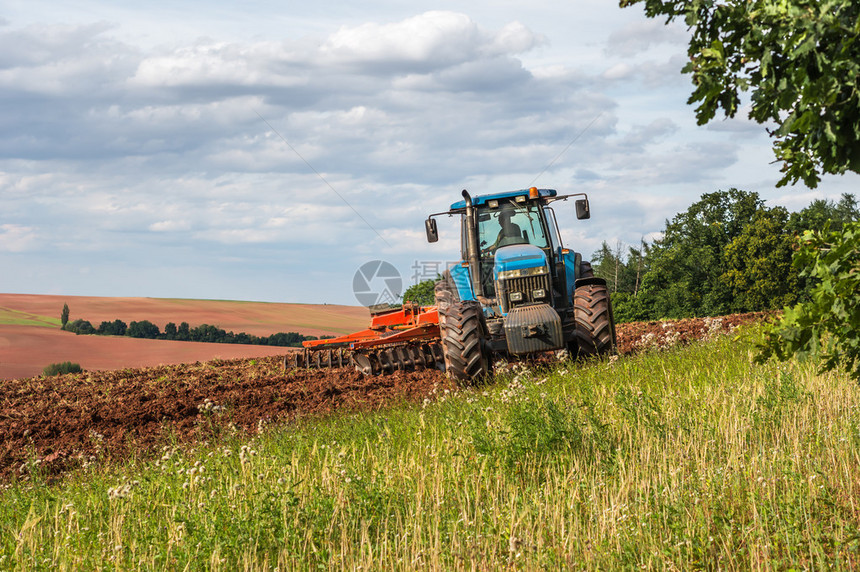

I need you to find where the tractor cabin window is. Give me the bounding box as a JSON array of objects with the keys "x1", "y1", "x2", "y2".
[{"x1": 477, "y1": 203, "x2": 549, "y2": 254}]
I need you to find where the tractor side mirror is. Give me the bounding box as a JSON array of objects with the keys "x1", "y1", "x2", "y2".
[
  {"x1": 575, "y1": 198, "x2": 590, "y2": 220},
  {"x1": 425, "y1": 218, "x2": 439, "y2": 243}
]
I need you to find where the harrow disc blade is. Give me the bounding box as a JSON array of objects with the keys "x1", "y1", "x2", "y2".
[{"x1": 288, "y1": 342, "x2": 444, "y2": 376}]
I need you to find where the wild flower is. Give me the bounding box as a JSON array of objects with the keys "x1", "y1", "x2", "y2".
[
  {"x1": 198, "y1": 398, "x2": 224, "y2": 414},
  {"x1": 239, "y1": 445, "x2": 257, "y2": 465},
  {"x1": 108, "y1": 482, "x2": 134, "y2": 500}
]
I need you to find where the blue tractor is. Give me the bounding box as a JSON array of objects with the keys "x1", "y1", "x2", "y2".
[{"x1": 424, "y1": 187, "x2": 616, "y2": 380}]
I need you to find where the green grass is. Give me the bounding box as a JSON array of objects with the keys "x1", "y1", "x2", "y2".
[
  {"x1": 3, "y1": 332, "x2": 860, "y2": 570},
  {"x1": 0, "y1": 307, "x2": 61, "y2": 328}
]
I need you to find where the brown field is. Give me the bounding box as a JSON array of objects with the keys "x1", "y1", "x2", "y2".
[
  {"x1": 0, "y1": 294, "x2": 368, "y2": 336},
  {"x1": 0, "y1": 311, "x2": 769, "y2": 481},
  {"x1": 0, "y1": 294, "x2": 370, "y2": 380}
]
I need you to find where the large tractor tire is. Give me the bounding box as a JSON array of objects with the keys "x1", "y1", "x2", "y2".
[
  {"x1": 437, "y1": 299, "x2": 489, "y2": 382},
  {"x1": 580, "y1": 260, "x2": 594, "y2": 279},
  {"x1": 573, "y1": 281, "x2": 616, "y2": 358},
  {"x1": 434, "y1": 270, "x2": 460, "y2": 312}
]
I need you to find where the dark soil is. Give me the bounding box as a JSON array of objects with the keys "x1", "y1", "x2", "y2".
[
  {"x1": 614, "y1": 311, "x2": 771, "y2": 354},
  {"x1": 0, "y1": 357, "x2": 454, "y2": 482},
  {"x1": 0, "y1": 312, "x2": 769, "y2": 482}
]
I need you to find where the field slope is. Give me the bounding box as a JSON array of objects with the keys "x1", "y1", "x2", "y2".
[
  {"x1": 0, "y1": 294, "x2": 369, "y2": 380},
  {"x1": 3, "y1": 329, "x2": 859, "y2": 569}
]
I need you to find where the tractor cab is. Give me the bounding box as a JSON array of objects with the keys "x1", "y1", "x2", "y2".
[
  {"x1": 475, "y1": 199, "x2": 553, "y2": 305},
  {"x1": 477, "y1": 201, "x2": 547, "y2": 252},
  {"x1": 430, "y1": 188, "x2": 588, "y2": 316}
]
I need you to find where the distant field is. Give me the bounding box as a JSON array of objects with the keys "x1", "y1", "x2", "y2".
[
  {"x1": 0, "y1": 294, "x2": 370, "y2": 380},
  {"x1": 0, "y1": 307, "x2": 61, "y2": 328},
  {"x1": 0, "y1": 294, "x2": 368, "y2": 336}
]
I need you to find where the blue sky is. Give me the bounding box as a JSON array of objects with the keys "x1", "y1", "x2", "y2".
[{"x1": 1, "y1": 1, "x2": 857, "y2": 306}]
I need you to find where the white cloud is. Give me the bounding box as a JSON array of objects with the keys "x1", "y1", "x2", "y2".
[
  {"x1": 149, "y1": 219, "x2": 191, "y2": 232},
  {"x1": 320, "y1": 11, "x2": 485, "y2": 68},
  {"x1": 605, "y1": 19, "x2": 688, "y2": 58},
  {"x1": 0, "y1": 224, "x2": 37, "y2": 252},
  {"x1": 602, "y1": 63, "x2": 633, "y2": 81}
]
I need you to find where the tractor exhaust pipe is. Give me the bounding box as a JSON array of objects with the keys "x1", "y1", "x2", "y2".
[{"x1": 461, "y1": 189, "x2": 484, "y2": 298}]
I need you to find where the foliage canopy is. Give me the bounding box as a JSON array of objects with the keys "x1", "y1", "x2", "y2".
[
  {"x1": 757, "y1": 222, "x2": 860, "y2": 380},
  {"x1": 599, "y1": 190, "x2": 857, "y2": 322},
  {"x1": 621, "y1": 0, "x2": 860, "y2": 187},
  {"x1": 402, "y1": 276, "x2": 438, "y2": 306}
]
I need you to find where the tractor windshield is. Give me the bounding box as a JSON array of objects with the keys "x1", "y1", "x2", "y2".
[{"x1": 477, "y1": 202, "x2": 549, "y2": 253}]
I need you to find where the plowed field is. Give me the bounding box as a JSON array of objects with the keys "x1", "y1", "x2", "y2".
[
  {"x1": 1, "y1": 312, "x2": 768, "y2": 482},
  {"x1": 0, "y1": 294, "x2": 368, "y2": 380}
]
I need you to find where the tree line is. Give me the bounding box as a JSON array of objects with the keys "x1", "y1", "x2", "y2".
[
  {"x1": 60, "y1": 312, "x2": 325, "y2": 347},
  {"x1": 593, "y1": 190, "x2": 858, "y2": 323}
]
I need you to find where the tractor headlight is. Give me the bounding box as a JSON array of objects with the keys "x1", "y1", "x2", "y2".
[
  {"x1": 497, "y1": 266, "x2": 549, "y2": 280},
  {"x1": 532, "y1": 288, "x2": 546, "y2": 299},
  {"x1": 509, "y1": 292, "x2": 523, "y2": 302}
]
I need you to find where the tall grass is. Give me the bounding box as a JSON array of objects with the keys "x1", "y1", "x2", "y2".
[{"x1": 3, "y1": 332, "x2": 860, "y2": 570}]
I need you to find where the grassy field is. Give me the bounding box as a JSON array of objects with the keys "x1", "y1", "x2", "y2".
[
  {"x1": 3, "y1": 331, "x2": 860, "y2": 570},
  {"x1": 0, "y1": 307, "x2": 60, "y2": 328}
]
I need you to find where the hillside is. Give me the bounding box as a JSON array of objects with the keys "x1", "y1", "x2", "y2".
[
  {"x1": 3, "y1": 319, "x2": 858, "y2": 569},
  {"x1": 0, "y1": 294, "x2": 369, "y2": 380}
]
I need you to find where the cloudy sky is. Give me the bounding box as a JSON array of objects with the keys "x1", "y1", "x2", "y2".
[{"x1": 1, "y1": 1, "x2": 857, "y2": 306}]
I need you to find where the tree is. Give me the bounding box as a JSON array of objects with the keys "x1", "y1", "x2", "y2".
[
  {"x1": 60, "y1": 303, "x2": 69, "y2": 327},
  {"x1": 757, "y1": 222, "x2": 860, "y2": 380},
  {"x1": 638, "y1": 189, "x2": 763, "y2": 318},
  {"x1": 621, "y1": 0, "x2": 860, "y2": 187},
  {"x1": 787, "y1": 193, "x2": 860, "y2": 234},
  {"x1": 127, "y1": 320, "x2": 160, "y2": 339},
  {"x1": 402, "y1": 277, "x2": 438, "y2": 306},
  {"x1": 591, "y1": 241, "x2": 621, "y2": 293},
  {"x1": 97, "y1": 319, "x2": 128, "y2": 336},
  {"x1": 64, "y1": 319, "x2": 95, "y2": 335},
  {"x1": 163, "y1": 322, "x2": 178, "y2": 340},
  {"x1": 721, "y1": 206, "x2": 800, "y2": 311}
]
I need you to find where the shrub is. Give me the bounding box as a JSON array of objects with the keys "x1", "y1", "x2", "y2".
[
  {"x1": 43, "y1": 362, "x2": 83, "y2": 376},
  {"x1": 757, "y1": 222, "x2": 860, "y2": 380},
  {"x1": 63, "y1": 319, "x2": 95, "y2": 335}
]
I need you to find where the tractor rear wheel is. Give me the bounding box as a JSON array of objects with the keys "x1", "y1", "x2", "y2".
[
  {"x1": 434, "y1": 270, "x2": 460, "y2": 312},
  {"x1": 438, "y1": 299, "x2": 489, "y2": 382},
  {"x1": 580, "y1": 260, "x2": 595, "y2": 279},
  {"x1": 573, "y1": 282, "x2": 615, "y2": 357}
]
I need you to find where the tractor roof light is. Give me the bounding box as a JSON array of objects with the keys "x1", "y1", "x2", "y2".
[
  {"x1": 488, "y1": 199, "x2": 499, "y2": 208},
  {"x1": 515, "y1": 195, "x2": 527, "y2": 203},
  {"x1": 528, "y1": 187, "x2": 539, "y2": 199}
]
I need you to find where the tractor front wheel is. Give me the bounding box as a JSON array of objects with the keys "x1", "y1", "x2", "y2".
[{"x1": 438, "y1": 299, "x2": 489, "y2": 382}]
